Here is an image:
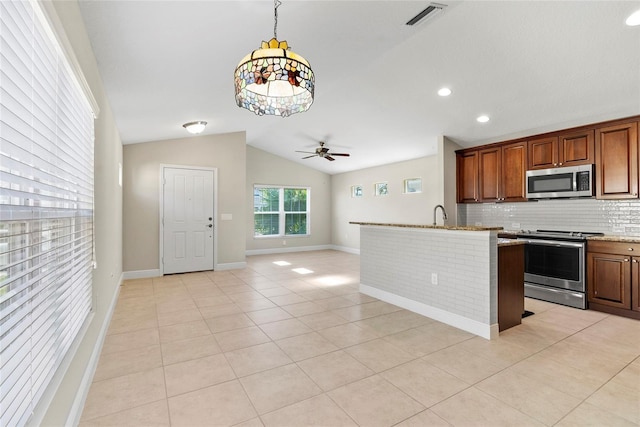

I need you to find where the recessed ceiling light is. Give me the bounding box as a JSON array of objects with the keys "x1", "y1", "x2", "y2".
[
  {"x1": 626, "y1": 9, "x2": 640, "y2": 26},
  {"x1": 438, "y1": 87, "x2": 452, "y2": 97},
  {"x1": 476, "y1": 115, "x2": 490, "y2": 123}
]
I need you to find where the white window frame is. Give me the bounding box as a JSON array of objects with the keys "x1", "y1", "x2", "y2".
[{"x1": 253, "y1": 185, "x2": 311, "y2": 238}]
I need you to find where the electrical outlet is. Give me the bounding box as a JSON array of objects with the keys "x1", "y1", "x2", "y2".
[
  {"x1": 431, "y1": 273, "x2": 438, "y2": 285},
  {"x1": 612, "y1": 226, "x2": 625, "y2": 233},
  {"x1": 475, "y1": 222, "x2": 482, "y2": 226},
  {"x1": 511, "y1": 222, "x2": 521, "y2": 229},
  {"x1": 282, "y1": 240, "x2": 287, "y2": 246}
]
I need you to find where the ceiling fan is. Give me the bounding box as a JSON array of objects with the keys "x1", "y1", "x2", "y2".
[{"x1": 296, "y1": 141, "x2": 350, "y2": 161}]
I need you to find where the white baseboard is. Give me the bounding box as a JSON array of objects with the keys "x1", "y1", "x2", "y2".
[
  {"x1": 122, "y1": 269, "x2": 161, "y2": 279},
  {"x1": 245, "y1": 244, "x2": 333, "y2": 256},
  {"x1": 360, "y1": 283, "x2": 494, "y2": 340},
  {"x1": 215, "y1": 262, "x2": 247, "y2": 271},
  {"x1": 65, "y1": 273, "x2": 122, "y2": 426},
  {"x1": 330, "y1": 245, "x2": 360, "y2": 255}
]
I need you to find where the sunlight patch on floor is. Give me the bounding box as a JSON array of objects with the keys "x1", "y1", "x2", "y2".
[{"x1": 310, "y1": 275, "x2": 352, "y2": 287}]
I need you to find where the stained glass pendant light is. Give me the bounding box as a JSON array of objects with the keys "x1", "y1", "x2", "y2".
[{"x1": 234, "y1": 0, "x2": 314, "y2": 117}]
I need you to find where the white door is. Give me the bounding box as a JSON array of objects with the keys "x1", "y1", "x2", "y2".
[{"x1": 162, "y1": 167, "x2": 214, "y2": 274}]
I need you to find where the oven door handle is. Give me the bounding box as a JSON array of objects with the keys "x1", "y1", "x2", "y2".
[{"x1": 517, "y1": 239, "x2": 584, "y2": 248}]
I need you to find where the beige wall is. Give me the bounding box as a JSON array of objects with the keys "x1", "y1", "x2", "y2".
[
  {"x1": 439, "y1": 136, "x2": 463, "y2": 226},
  {"x1": 41, "y1": 1, "x2": 123, "y2": 425},
  {"x1": 331, "y1": 155, "x2": 443, "y2": 251},
  {"x1": 246, "y1": 146, "x2": 332, "y2": 252},
  {"x1": 123, "y1": 132, "x2": 247, "y2": 271}
]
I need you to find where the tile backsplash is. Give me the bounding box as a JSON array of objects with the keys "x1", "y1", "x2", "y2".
[{"x1": 458, "y1": 198, "x2": 640, "y2": 236}]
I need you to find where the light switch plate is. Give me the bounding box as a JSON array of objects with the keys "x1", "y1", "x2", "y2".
[{"x1": 221, "y1": 213, "x2": 232, "y2": 221}]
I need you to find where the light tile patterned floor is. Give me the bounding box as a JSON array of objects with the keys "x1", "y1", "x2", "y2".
[{"x1": 80, "y1": 250, "x2": 640, "y2": 426}]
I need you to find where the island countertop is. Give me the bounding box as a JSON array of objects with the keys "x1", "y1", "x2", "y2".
[{"x1": 349, "y1": 221, "x2": 503, "y2": 231}]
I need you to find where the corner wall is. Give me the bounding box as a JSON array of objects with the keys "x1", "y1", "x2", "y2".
[
  {"x1": 331, "y1": 156, "x2": 442, "y2": 251},
  {"x1": 40, "y1": 1, "x2": 123, "y2": 425},
  {"x1": 246, "y1": 146, "x2": 332, "y2": 253},
  {"x1": 439, "y1": 136, "x2": 463, "y2": 225},
  {"x1": 123, "y1": 132, "x2": 247, "y2": 271}
]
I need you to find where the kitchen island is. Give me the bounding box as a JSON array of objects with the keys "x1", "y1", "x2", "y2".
[{"x1": 350, "y1": 222, "x2": 522, "y2": 339}]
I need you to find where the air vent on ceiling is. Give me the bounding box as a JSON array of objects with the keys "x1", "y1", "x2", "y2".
[{"x1": 405, "y1": 3, "x2": 447, "y2": 26}]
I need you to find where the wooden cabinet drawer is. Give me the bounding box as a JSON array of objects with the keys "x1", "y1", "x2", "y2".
[{"x1": 588, "y1": 240, "x2": 640, "y2": 255}]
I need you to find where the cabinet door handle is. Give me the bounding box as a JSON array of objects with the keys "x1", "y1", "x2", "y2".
[
  {"x1": 633, "y1": 259, "x2": 638, "y2": 263},
  {"x1": 558, "y1": 162, "x2": 563, "y2": 166},
  {"x1": 629, "y1": 248, "x2": 634, "y2": 251},
  {"x1": 624, "y1": 259, "x2": 630, "y2": 262}
]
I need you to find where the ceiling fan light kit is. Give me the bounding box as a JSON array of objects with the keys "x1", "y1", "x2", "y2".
[{"x1": 234, "y1": 0, "x2": 315, "y2": 117}]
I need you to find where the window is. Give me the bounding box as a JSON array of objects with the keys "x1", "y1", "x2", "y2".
[
  {"x1": 0, "y1": 2, "x2": 95, "y2": 426},
  {"x1": 254, "y1": 186, "x2": 310, "y2": 237}
]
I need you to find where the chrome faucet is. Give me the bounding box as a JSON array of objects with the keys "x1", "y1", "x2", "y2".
[{"x1": 433, "y1": 204, "x2": 448, "y2": 226}]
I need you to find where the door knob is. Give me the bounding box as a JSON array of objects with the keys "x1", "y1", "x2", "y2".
[
  {"x1": 207, "y1": 224, "x2": 213, "y2": 228},
  {"x1": 208, "y1": 217, "x2": 213, "y2": 221}
]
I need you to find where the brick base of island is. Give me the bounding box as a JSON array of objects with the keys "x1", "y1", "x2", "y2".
[{"x1": 351, "y1": 222, "x2": 508, "y2": 340}]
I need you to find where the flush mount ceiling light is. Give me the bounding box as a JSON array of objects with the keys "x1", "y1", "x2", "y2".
[
  {"x1": 626, "y1": 9, "x2": 640, "y2": 26},
  {"x1": 476, "y1": 115, "x2": 490, "y2": 123},
  {"x1": 438, "y1": 87, "x2": 452, "y2": 97},
  {"x1": 182, "y1": 121, "x2": 207, "y2": 134},
  {"x1": 234, "y1": 0, "x2": 314, "y2": 117}
]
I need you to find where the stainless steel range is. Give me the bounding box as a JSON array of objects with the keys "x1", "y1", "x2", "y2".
[{"x1": 516, "y1": 230, "x2": 604, "y2": 309}]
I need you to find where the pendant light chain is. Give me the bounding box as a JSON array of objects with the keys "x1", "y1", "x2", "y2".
[{"x1": 274, "y1": 0, "x2": 281, "y2": 40}]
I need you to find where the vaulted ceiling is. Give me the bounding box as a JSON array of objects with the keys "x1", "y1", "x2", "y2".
[{"x1": 78, "y1": 1, "x2": 640, "y2": 174}]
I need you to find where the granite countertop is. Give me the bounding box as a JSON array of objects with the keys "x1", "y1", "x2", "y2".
[
  {"x1": 349, "y1": 221, "x2": 503, "y2": 231},
  {"x1": 587, "y1": 235, "x2": 640, "y2": 244},
  {"x1": 498, "y1": 238, "x2": 526, "y2": 247}
]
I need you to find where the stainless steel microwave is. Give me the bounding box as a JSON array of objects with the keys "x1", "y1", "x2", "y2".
[{"x1": 526, "y1": 164, "x2": 594, "y2": 199}]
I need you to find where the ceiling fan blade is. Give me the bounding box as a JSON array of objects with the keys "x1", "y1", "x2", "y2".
[
  {"x1": 295, "y1": 150, "x2": 316, "y2": 154},
  {"x1": 325, "y1": 155, "x2": 335, "y2": 161},
  {"x1": 328, "y1": 153, "x2": 350, "y2": 157},
  {"x1": 301, "y1": 155, "x2": 317, "y2": 159}
]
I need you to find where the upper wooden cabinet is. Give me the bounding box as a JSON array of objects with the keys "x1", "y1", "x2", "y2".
[
  {"x1": 457, "y1": 150, "x2": 479, "y2": 203},
  {"x1": 478, "y1": 147, "x2": 501, "y2": 202},
  {"x1": 528, "y1": 130, "x2": 594, "y2": 170},
  {"x1": 501, "y1": 142, "x2": 527, "y2": 201},
  {"x1": 456, "y1": 115, "x2": 639, "y2": 204},
  {"x1": 595, "y1": 121, "x2": 638, "y2": 199},
  {"x1": 457, "y1": 142, "x2": 527, "y2": 203}
]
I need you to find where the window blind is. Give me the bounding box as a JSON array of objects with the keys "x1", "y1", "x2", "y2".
[{"x1": 0, "y1": 1, "x2": 95, "y2": 426}]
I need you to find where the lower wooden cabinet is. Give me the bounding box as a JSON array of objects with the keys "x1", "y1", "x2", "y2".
[
  {"x1": 587, "y1": 240, "x2": 640, "y2": 319},
  {"x1": 498, "y1": 243, "x2": 524, "y2": 332}
]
